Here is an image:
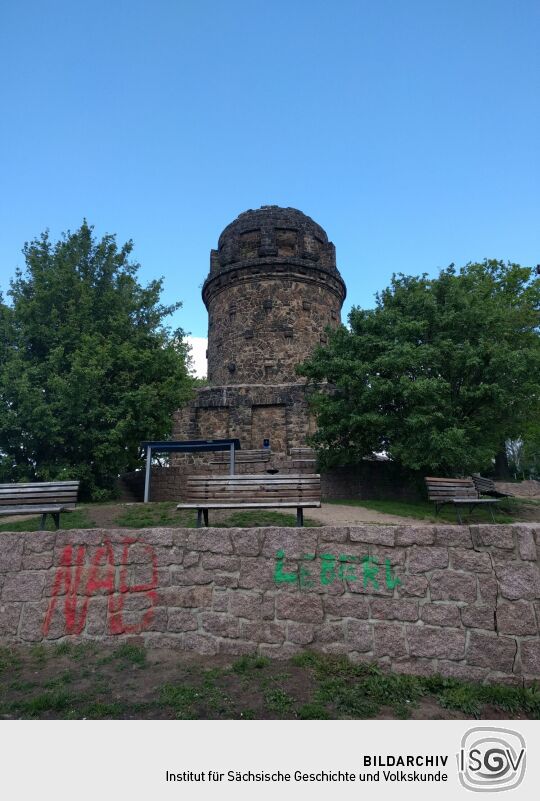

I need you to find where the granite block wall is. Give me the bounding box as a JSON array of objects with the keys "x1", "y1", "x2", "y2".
[{"x1": 1, "y1": 524, "x2": 539, "y2": 684}]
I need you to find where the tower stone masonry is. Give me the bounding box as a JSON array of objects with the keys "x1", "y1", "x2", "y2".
[{"x1": 172, "y1": 205, "x2": 346, "y2": 473}]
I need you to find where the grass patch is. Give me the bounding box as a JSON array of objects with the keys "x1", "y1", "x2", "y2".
[
  {"x1": 16, "y1": 689, "x2": 75, "y2": 717},
  {"x1": 219, "y1": 510, "x2": 321, "y2": 527},
  {"x1": 160, "y1": 675, "x2": 233, "y2": 720},
  {"x1": 52, "y1": 641, "x2": 98, "y2": 660},
  {"x1": 0, "y1": 647, "x2": 21, "y2": 675},
  {"x1": 79, "y1": 701, "x2": 128, "y2": 719},
  {"x1": 159, "y1": 668, "x2": 235, "y2": 719},
  {"x1": 0, "y1": 508, "x2": 94, "y2": 532},
  {"x1": 295, "y1": 652, "x2": 540, "y2": 719},
  {"x1": 298, "y1": 702, "x2": 331, "y2": 719},
  {"x1": 232, "y1": 655, "x2": 270, "y2": 673},
  {"x1": 29, "y1": 644, "x2": 48, "y2": 664},
  {"x1": 7, "y1": 679, "x2": 37, "y2": 692},
  {"x1": 438, "y1": 682, "x2": 540, "y2": 718},
  {"x1": 326, "y1": 498, "x2": 516, "y2": 523},
  {"x1": 114, "y1": 503, "x2": 320, "y2": 529},
  {"x1": 115, "y1": 502, "x2": 194, "y2": 528},
  {"x1": 159, "y1": 684, "x2": 203, "y2": 719},
  {"x1": 99, "y1": 643, "x2": 147, "y2": 667},
  {"x1": 264, "y1": 688, "x2": 295, "y2": 715},
  {"x1": 44, "y1": 671, "x2": 74, "y2": 689}
]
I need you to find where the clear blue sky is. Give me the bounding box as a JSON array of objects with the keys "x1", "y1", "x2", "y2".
[{"x1": 1, "y1": 0, "x2": 539, "y2": 342}]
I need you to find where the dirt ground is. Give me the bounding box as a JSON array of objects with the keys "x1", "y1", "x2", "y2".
[
  {"x1": 1, "y1": 643, "x2": 536, "y2": 720},
  {"x1": 84, "y1": 503, "x2": 425, "y2": 527},
  {"x1": 58, "y1": 500, "x2": 540, "y2": 528},
  {"x1": 495, "y1": 479, "x2": 540, "y2": 498},
  {"x1": 301, "y1": 505, "x2": 427, "y2": 526},
  {"x1": 0, "y1": 503, "x2": 428, "y2": 528}
]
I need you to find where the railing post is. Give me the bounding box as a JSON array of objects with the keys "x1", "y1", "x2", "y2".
[{"x1": 144, "y1": 445, "x2": 152, "y2": 503}]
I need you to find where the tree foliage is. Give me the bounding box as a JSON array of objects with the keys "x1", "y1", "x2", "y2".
[
  {"x1": 299, "y1": 260, "x2": 540, "y2": 475},
  {"x1": 0, "y1": 222, "x2": 194, "y2": 498}
]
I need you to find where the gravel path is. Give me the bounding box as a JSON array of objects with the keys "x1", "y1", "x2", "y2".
[{"x1": 303, "y1": 503, "x2": 427, "y2": 526}]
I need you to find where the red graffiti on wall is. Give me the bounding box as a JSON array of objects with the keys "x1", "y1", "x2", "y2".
[{"x1": 42, "y1": 537, "x2": 158, "y2": 637}]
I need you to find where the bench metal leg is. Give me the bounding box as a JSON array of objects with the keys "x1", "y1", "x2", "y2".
[
  {"x1": 39, "y1": 512, "x2": 61, "y2": 530},
  {"x1": 196, "y1": 509, "x2": 203, "y2": 528},
  {"x1": 203, "y1": 509, "x2": 209, "y2": 527},
  {"x1": 296, "y1": 507, "x2": 304, "y2": 527}
]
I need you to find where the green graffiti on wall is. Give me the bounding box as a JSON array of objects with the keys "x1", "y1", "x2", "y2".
[{"x1": 273, "y1": 550, "x2": 401, "y2": 591}]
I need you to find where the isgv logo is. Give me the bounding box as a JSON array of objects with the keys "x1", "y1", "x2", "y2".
[{"x1": 457, "y1": 727, "x2": 526, "y2": 792}]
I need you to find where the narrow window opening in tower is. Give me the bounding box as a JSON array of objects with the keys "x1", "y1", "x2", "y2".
[
  {"x1": 276, "y1": 228, "x2": 297, "y2": 257},
  {"x1": 303, "y1": 234, "x2": 320, "y2": 259},
  {"x1": 239, "y1": 230, "x2": 260, "y2": 259}
]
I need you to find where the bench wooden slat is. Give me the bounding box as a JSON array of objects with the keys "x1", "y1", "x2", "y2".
[
  {"x1": 0, "y1": 491, "x2": 79, "y2": 500},
  {"x1": 449, "y1": 499, "x2": 499, "y2": 505},
  {"x1": 178, "y1": 502, "x2": 321, "y2": 509},
  {"x1": 187, "y1": 484, "x2": 320, "y2": 491},
  {"x1": 427, "y1": 490, "x2": 478, "y2": 495},
  {"x1": 187, "y1": 488, "x2": 320, "y2": 494},
  {"x1": 189, "y1": 473, "x2": 312, "y2": 480},
  {"x1": 472, "y1": 474, "x2": 515, "y2": 499},
  {"x1": 0, "y1": 505, "x2": 75, "y2": 515},
  {"x1": 0, "y1": 481, "x2": 79, "y2": 489},
  {"x1": 0, "y1": 483, "x2": 79, "y2": 491},
  {"x1": 187, "y1": 478, "x2": 319, "y2": 487},
  {"x1": 187, "y1": 476, "x2": 320, "y2": 482}
]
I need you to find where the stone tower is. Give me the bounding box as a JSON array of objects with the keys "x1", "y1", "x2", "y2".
[{"x1": 172, "y1": 205, "x2": 346, "y2": 468}]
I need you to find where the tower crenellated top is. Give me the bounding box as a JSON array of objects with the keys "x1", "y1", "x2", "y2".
[
  {"x1": 209, "y1": 204, "x2": 340, "y2": 271},
  {"x1": 203, "y1": 206, "x2": 346, "y2": 385}
]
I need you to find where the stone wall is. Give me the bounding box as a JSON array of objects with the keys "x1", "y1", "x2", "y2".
[
  {"x1": 321, "y1": 463, "x2": 426, "y2": 503},
  {"x1": 1, "y1": 524, "x2": 540, "y2": 684},
  {"x1": 117, "y1": 460, "x2": 423, "y2": 503}
]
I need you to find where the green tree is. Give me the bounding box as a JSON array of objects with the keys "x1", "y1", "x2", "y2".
[
  {"x1": 0, "y1": 222, "x2": 194, "y2": 498},
  {"x1": 299, "y1": 260, "x2": 540, "y2": 476}
]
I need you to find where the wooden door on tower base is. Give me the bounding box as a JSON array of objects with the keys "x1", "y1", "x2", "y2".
[{"x1": 250, "y1": 405, "x2": 287, "y2": 454}]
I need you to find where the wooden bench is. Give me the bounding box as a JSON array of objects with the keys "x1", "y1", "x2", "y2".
[
  {"x1": 289, "y1": 447, "x2": 317, "y2": 470},
  {"x1": 177, "y1": 473, "x2": 321, "y2": 527},
  {"x1": 425, "y1": 476, "x2": 500, "y2": 523},
  {"x1": 0, "y1": 481, "x2": 80, "y2": 530},
  {"x1": 472, "y1": 474, "x2": 515, "y2": 499}
]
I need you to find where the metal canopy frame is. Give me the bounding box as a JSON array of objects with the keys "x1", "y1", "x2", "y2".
[{"x1": 139, "y1": 439, "x2": 241, "y2": 503}]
